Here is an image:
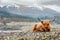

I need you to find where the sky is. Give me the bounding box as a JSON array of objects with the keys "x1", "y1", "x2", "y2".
[{"x1": 0, "y1": 0, "x2": 60, "y2": 12}]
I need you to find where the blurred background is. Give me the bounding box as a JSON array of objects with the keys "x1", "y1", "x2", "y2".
[{"x1": 0, "y1": 0, "x2": 60, "y2": 30}]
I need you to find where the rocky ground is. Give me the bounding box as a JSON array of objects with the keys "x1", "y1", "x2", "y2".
[
  {"x1": 0, "y1": 22, "x2": 60, "y2": 40},
  {"x1": 0, "y1": 31, "x2": 60, "y2": 40}
]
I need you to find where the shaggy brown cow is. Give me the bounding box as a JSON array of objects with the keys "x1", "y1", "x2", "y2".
[
  {"x1": 32, "y1": 20, "x2": 51, "y2": 32},
  {"x1": 41, "y1": 20, "x2": 51, "y2": 32}
]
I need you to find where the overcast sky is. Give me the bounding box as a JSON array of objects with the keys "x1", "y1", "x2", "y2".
[
  {"x1": 0, "y1": 0, "x2": 60, "y2": 12},
  {"x1": 0, "y1": 0, "x2": 60, "y2": 5}
]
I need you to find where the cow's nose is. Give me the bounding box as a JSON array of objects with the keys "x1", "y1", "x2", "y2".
[{"x1": 45, "y1": 27, "x2": 47, "y2": 28}]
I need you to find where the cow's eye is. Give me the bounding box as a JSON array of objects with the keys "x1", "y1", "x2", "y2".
[{"x1": 47, "y1": 24, "x2": 49, "y2": 25}]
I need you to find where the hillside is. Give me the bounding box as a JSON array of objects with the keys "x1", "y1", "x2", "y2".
[{"x1": 0, "y1": 4, "x2": 60, "y2": 23}]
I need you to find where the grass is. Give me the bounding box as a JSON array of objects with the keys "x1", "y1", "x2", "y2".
[
  {"x1": 0, "y1": 31, "x2": 60, "y2": 40},
  {"x1": 0, "y1": 22, "x2": 60, "y2": 40}
]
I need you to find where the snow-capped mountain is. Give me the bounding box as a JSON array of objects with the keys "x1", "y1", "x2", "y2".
[
  {"x1": 0, "y1": 0, "x2": 60, "y2": 18},
  {"x1": 0, "y1": 4, "x2": 60, "y2": 18}
]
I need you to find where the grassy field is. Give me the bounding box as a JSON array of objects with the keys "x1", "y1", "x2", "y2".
[
  {"x1": 0, "y1": 22, "x2": 60, "y2": 40},
  {"x1": 0, "y1": 31, "x2": 60, "y2": 40}
]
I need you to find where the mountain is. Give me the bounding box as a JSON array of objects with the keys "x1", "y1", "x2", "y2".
[
  {"x1": 0, "y1": 4, "x2": 60, "y2": 18},
  {"x1": 0, "y1": 4, "x2": 60, "y2": 23}
]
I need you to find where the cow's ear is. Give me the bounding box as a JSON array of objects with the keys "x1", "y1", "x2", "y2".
[{"x1": 41, "y1": 21, "x2": 43, "y2": 24}]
